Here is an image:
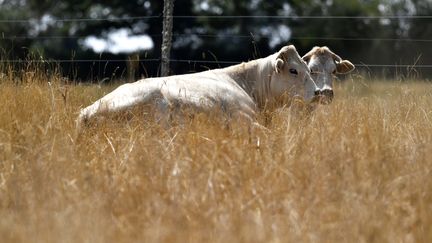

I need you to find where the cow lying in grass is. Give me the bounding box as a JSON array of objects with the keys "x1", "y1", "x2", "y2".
[
  {"x1": 77, "y1": 45, "x2": 320, "y2": 128},
  {"x1": 302, "y1": 46, "x2": 355, "y2": 104}
]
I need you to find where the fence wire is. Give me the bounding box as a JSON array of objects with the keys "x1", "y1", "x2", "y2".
[
  {"x1": 2, "y1": 34, "x2": 432, "y2": 43},
  {"x1": 1, "y1": 14, "x2": 431, "y2": 69},
  {"x1": 1, "y1": 58, "x2": 431, "y2": 69},
  {"x1": 1, "y1": 15, "x2": 432, "y2": 23}
]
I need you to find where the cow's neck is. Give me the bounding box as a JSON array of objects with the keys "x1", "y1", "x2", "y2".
[{"x1": 223, "y1": 55, "x2": 274, "y2": 109}]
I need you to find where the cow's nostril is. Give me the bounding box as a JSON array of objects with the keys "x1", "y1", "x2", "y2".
[
  {"x1": 314, "y1": 90, "x2": 321, "y2": 96},
  {"x1": 322, "y1": 89, "x2": 334, "y2": 98}
]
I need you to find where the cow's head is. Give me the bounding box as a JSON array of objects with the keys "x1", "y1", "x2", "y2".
[
  {"x1": 302, "y1": 46, "x2": 355, "y2": 104},
  {"x1": 270, "y1": 45, "x2": 318, "y2": 104}
]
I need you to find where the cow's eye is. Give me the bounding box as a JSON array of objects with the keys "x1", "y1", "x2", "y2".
[{"x1": 289, "y1": 69, "x2": 298, "y2": 75}]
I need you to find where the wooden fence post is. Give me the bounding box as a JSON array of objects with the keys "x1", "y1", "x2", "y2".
[{"x1": 161, "y1": 0, "x2": 174, "y2": 77}]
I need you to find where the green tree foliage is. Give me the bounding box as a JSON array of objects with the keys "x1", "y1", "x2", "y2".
[
  {"x1": 0, "y1": 0, "x2": 431, "y2": 80},
  {"x1": 0, "y1": 1, "x2": 33, "y2": 59}
]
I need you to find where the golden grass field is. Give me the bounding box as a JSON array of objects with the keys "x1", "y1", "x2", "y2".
[{"x1": 0, "y1": 68, "x2": 432, "y2": 243}]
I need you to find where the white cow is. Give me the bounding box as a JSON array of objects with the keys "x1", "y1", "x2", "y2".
[
  {"x1": 302, "y1": 46, "x2": 355, "y2": 104},
  {"x1": 77, "y1": 45, "x2": 318, "y2": 127}
]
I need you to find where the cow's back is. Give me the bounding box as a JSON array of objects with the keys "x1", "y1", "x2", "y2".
[
  {"x1": 77, "y1": 70, "x2": 257, "y2": 126},
  {"x1": 156, "y1": 70, "x2": 257, "y2": 117}
]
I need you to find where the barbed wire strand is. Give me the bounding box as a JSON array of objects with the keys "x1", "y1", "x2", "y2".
[
  {"x1": 2, "y1": 34, "x2": 432, "y2": 43},
  {"x1": 1, "y1": 59, "x2": 431, "y2": 68},
  {"x1": 1, "y1": 15, "x2": 432, "y2": 23},
  {"x1": 172, "y1": 15, "x2": 432, "y2": 19}
]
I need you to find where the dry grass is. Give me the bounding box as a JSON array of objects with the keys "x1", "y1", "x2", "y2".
[{"x1": 1, "y1": 70, "x2": 432, "y2": 243}]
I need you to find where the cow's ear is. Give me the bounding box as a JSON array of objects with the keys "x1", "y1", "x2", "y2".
[
  {"x1": 275, "y1": 58, "x2": 285, "y2": 73},
  {"x1": 335, "y1": 60, "x2": 355, "y2": 74},
  {"x1": 302, "y1": 54, "x2": 312, "y2": 63},
  {"x1": 302, "y1": 47, "x2": 319, "y2": 63},
  {"x1": 275, "y1": 45, "x2": 296, "y2": 73}
]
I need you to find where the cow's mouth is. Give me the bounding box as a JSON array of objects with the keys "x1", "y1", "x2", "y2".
[{"x1": 312, "y1": 89, "x2": 333, "y2": 105}]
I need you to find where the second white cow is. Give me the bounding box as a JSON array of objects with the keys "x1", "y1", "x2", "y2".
[
  {"x1": 302, "y1": 46, "x2": 355, "y2": 104},
  {"x1": 77, "y1": 45, "x2": 319, "y2": 127}
]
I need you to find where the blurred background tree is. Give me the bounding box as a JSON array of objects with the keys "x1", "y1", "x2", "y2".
[{"x1": 0, "y1": 0, "x2": 431, "y2": 81}]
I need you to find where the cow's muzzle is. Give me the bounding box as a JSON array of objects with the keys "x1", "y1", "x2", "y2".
[{"x1": 313, "y1": 89, "x2": 334, "y2": 105}]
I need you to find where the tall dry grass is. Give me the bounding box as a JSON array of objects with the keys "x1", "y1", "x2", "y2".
[{"x1": 0, "y1": 68, "x2": 432, "y2": 243}]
